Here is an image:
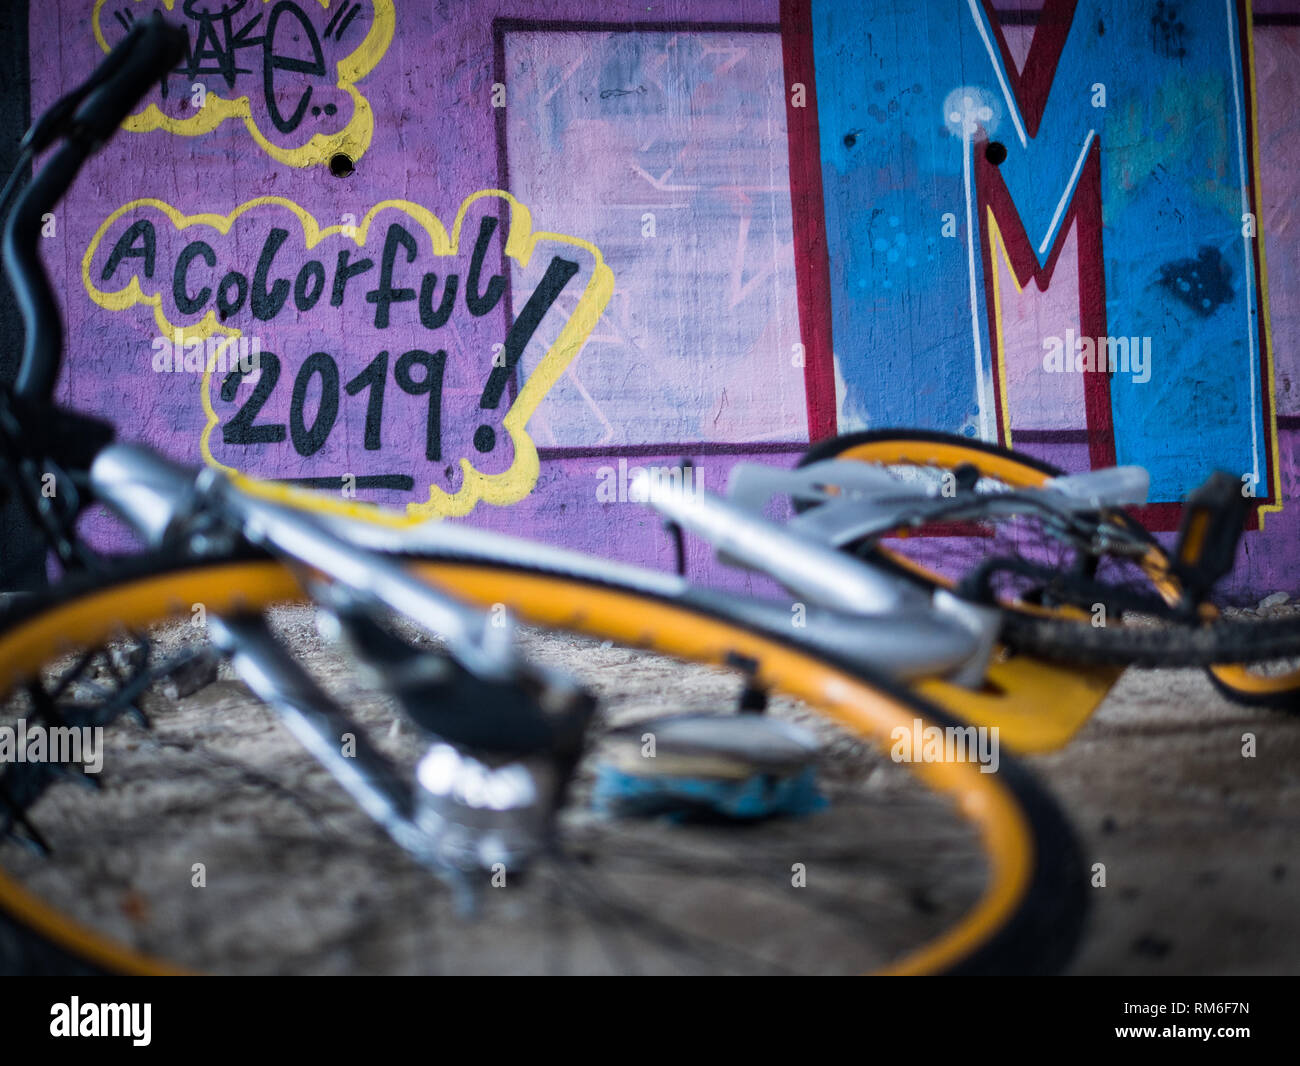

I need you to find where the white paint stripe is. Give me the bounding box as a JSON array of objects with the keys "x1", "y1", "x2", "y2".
[
  {"x1": 966, "y1": 0, "x2": 1028, "y2": 148},
  {"x1": 1038, "y1": 129, "x2": 1095, "y2": 256},
  {"x1": 1226, "y1": 0, "x2": 1261, "y2": 485},
  {"x1": 963, "y1": 127, "x2": 993, "y2": 440}
]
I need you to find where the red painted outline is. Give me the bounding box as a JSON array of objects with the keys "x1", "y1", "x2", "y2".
[
  {"x1": 980, "y1": 0, "x2": 1079, "y2": 138},
  {"x1": 780, "y1": 0, "x2": 838, "y2": 443},
  {"x1": 978, "y1": 0, "x2": 1117, "y2": 472},
  {"x1": 978, "y1": 137, "x2": 1116, "y2": 471}
]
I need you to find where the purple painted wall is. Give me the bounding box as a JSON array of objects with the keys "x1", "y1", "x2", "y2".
[{"x1": 27, "y1": 2, "x2": 1300, "y2": 598}]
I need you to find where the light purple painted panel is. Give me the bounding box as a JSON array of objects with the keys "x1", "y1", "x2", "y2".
[{"x1": 504, "y1": 27, "x2": 805, "y2": 448}]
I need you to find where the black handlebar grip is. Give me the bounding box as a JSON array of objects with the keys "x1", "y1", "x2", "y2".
[
  {"x1": 71, "y1": 13, "x2": 188, "y2": 146},
  {"x1": 5, "y1": 13, "x2": 186, "y2": 403}
]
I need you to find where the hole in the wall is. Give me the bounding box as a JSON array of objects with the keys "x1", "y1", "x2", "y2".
[
  {"x1": 329, "y1": 153, "x2": 356, "y2": 178},
  {"x1": 984, "y1": 141, "x2": 1007, "y2": 166},
  {"x1": 843, "y1": 132, "x2": 857, "y2": 148}
]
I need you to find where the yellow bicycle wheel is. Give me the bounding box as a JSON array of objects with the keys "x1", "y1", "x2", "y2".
[{"x1": 801, "y1": 429, "x2": 1300, "y2": 709}]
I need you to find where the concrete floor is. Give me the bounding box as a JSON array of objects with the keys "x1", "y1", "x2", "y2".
[{"x1": 1028, "y1": 665, "x2": 1300, "y2": 975}]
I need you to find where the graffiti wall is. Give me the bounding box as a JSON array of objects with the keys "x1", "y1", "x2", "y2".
[
  {"x1": 783, "y1": 0, "x2": 1300, "y2": 595},
  {"x1": 22, "y1": 1, "x2": 1300, "y2": 596}
]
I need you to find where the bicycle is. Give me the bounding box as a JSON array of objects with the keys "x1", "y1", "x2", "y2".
[
  {"x1": 0, "y1": 15, "x2": 1088, "y2": 975},
  {"x1": 749, "y1": 429, "x2": 1299, "y2": 709}
]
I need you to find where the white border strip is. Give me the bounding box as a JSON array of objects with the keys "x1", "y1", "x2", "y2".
[{"x1": 963, "y1": 125, "x2": 993, "y2": 440}]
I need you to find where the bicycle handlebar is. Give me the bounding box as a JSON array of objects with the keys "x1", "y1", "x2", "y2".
[
  {"x1": 3, "y1": 13, "x2": 186, "y2": 403},
  {"x1": 71, "y1": 15, "x2": 188, "y2": 146}
]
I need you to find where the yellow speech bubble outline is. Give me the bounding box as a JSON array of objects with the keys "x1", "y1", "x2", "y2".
[
  {"x1": 91, "y1": 0, "x2": 394, "y2": 168},
  {"x1": 81, "y1": 190, "x2": 613, "y2": 525}
]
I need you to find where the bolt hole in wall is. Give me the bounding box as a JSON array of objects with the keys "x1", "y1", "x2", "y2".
[
  {"x1": 329, "y1": 153, "x2": 355, "y2": 178},
  {"x1": 984, "y1": 140, "x2": 1007, "y2": 166}
]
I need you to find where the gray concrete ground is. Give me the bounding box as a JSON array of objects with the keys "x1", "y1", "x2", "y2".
[{"x1": 1029, "y1": 665, "x2": 1300, "y2": 975}]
